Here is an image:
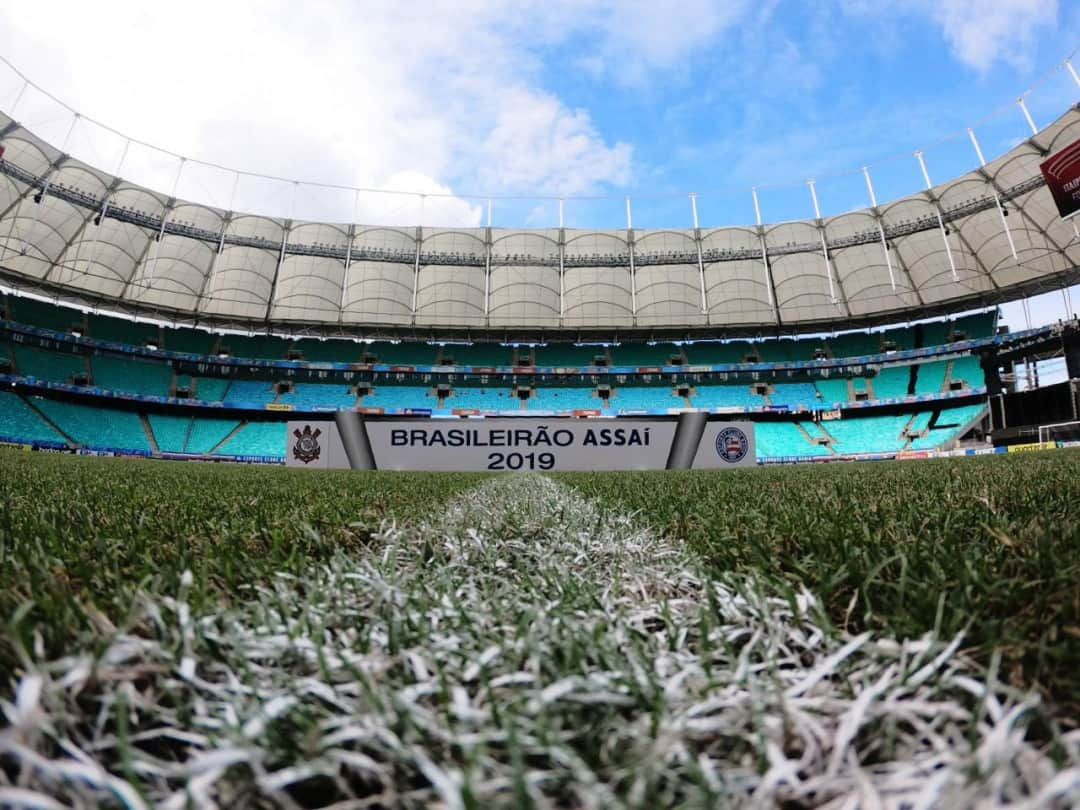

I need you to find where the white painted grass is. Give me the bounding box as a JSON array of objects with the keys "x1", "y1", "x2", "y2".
[{"x1": 1, "y1": 474, "x2": 1079, "y2": 808}]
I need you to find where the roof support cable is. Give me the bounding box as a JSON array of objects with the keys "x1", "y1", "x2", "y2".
[
  {"x1": 143, "y1": 156, "x2": 186, "y2": 289},
  {"x1": 79, "y1": 140, "x2": 132, "y2": 281},
  {"x1": 914, "y1": 151, "x2": 959, "y2": 282},
  {"x1": 807, "y1": 179, "x2": 839, "y2": 304},
  {"x1": 690, "y1": 193, "x2": 708, "y2": 315},
  {"x1": 20, "y1": 113, "x2": 79, "y2": 258},
  {"x1": 862, "y1": 166, "x2": 897, "y2": 292}
]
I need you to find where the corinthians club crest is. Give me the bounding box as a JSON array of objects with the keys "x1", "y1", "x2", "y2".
[{"x1": 292, "y1": 425, "x2": 322, "y2": 464}]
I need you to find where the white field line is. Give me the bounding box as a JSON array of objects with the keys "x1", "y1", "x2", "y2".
[{"x1": 1, "y1": 473, "x2": 1079, "y2": 808}]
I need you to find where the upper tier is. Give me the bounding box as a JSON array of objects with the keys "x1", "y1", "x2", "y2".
[{"x1": 0, "y1": 105, "x2": 1077, "y2": 339}]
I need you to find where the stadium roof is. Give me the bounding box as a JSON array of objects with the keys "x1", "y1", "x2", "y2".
[{"x1": 0, "y1": 105, "x2": 1078, "y2": 341}]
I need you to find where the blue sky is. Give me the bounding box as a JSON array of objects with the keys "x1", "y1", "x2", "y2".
[{"x1": 0, "y1": 0, "x2": 1078, "y2": 338}]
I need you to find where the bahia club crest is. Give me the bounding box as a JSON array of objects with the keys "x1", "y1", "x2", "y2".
[
  {"x1": 715, "y1": 426, "x2": 749, "y2": 463},
  {"x1": 292, "y1": 425, "x2": 322, "y2": 464}
]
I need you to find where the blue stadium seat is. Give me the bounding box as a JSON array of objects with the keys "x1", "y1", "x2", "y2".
[
  {"x1": 186, "y1": 418, "x2": 240, "y2": 454},
  {"x1": 11, "y1": 344, "x2": 88, "y2": 384},
  {"x1": 215, "y1": 422, "x2": 285, "y2": 458},
  {"x1": 445, "y1": 387, "x2": 516, "y2": 410},
  {"x1": 361, "y1": 385, "x2": 438, "y2": 410},
  {"x1": 277, "y1": 383, "x2": 357, "y2": 409},
  {"x1": 148, "y1": 414, "x2": 192, "y2": 453},
  {"x1": 689, "y1": 384, "x2": 766, "y2": 410},
  {"x1": 528, "y1": 387, "x2": 604, "y2": 411},
  {"x1": 755, "y1": 422, "x2": 830, "y2": 458},
  {"x1": 610, "y1": 386, "x2": 681, "y2": 411}
]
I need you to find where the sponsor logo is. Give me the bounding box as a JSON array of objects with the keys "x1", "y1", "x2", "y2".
[
  {"x1": 714, "y1": 426, "x2": 749, "y2": 463},
  {"x1": 292, "y1": 425, "x2": 322, "y2": 464}
]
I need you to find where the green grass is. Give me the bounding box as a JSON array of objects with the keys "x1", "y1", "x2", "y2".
[
  {"x1": 557, "y1": 450, "x2": 1080, "y2": 714},
  {"x1": 0, "y1": 450, "x2": 486, "y2": 682}
]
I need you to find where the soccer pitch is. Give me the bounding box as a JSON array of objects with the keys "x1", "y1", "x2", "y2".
[{"x1": 0, "y1": 450, "x2": 1078, "y2": 807}]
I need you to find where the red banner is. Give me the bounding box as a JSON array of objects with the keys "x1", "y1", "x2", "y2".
[{"x1": 1040, "y1": 137, "x2": 1080, "y2": 220}]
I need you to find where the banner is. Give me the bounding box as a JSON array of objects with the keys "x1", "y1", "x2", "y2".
[
  {"x1": 285, "y1": 414, "x2": 756, "y2": 471},
  {"x1": 1040, "y1": 137, "x2": 1080, "y2": 220}
]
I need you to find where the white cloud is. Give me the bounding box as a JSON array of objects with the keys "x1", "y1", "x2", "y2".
[
  {"x1": 927, "y1": 0, "x2": 1058, "y2": 72},
  {"x1": 0, "y1": 0, "x2": 694, "y2": 226}
]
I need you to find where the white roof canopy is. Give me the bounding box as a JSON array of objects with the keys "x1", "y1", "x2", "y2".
[{"x1": 0, "y1": 105, "x2": 1078, "y2": 339}]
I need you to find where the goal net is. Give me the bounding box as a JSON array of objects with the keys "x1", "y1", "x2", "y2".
[{"x1": 1037, "y1": 420, "x2": 1080, "y2": 448}]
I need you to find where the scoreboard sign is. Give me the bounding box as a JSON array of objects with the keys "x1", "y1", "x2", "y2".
[
  {"x1": 286, "y1": 413, "x2": 755, "y2": 471},
  {"x1": 1040, "y1": 136, "x2": 1080, "y2": 220}
]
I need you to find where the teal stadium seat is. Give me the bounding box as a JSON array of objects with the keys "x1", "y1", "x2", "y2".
[
  {"x1": 186, "y1": 418, "x2": 240, "y2": 454},
  {"x1": 533, "y1": 345, "x2": 609, "y2": 368},
  {"x1": 11, "y1": 344, "x2": 88, "y2": 384},
  {"x1": 439, "y1": 344, "x2": 511, "y2": 367},
  {"x1": 361, "y1": 385, "x2": 438, "y2": 409},
  {"x1": 33, "y1": 399, "x2": 149, "y2": 451},
  {"x1": 610, "y1": 386, "x2": 681, "y2": 410},
  {"x1": 278, "y1": 383, "x2": 357, "y2": 409},
  {"x1": 689, "y1": 384, "x2": 766, "y2": 410},
  {"x1": 215, "y1": 422, "x2": 285, "y2": 458},
  {"x1": 872, "y1": 365, "x2": 912, "y2": 399},
  {"x1": 85, "y1": 313, "x2": 159, "y2": 346},
  {"x1": 193, "y1": 377, "x2": 231, "y2": 400},
  {"x1": 610, "y1": 343, "x2": 681, "y2": 367},
  {"x1": 148, "y1": 414, "x2": 192, "y2": 453},
  {"x1": 290, "y1": 339, "x2": 361, "y2": 363},
  {"x1": 949, "y1": 356, "x2": 984, "y2": 388},
  {"x1": 91, "y1": 354, "x2": 173, "y2": 397},
  {"x1": 914, "y1": 360, "x2": 949, "y2": 395},
  {"x1": 224, "y1": 380, "x2": 277, "y2": 405},
  {"x1": 821, "y1": 414, "x2": 912, "y2": 454},
  {"x1": 10, "y1": 298, "x2": 84, "y2": 333},
  {"x1": 814, "y1": 377, "x2": 849, "y2": 405},
  {"x1": 769, "y1": 382, "x2": 819, "y2": 408},
  {"x1": 0, "y1": 392, "x2": 67, "y2": 444},
  {"x1": 363, "y1": 342, "x2": 436, "y2": 366},
  {"x1": 528, "y1": 387, "x2": 603, "y2": 411},
  {"x1": 162, "y1": 328, "x2": 218, "y2": 355},
  {"x1": 755, "y1": 422, "x2": 830, "y2": 458},
  {"x1": 217, "y1": 335, "x2": 291, "y2": 360},
  {"x1": 445, "y1": 387, "x2": 515, "y2": 410}
]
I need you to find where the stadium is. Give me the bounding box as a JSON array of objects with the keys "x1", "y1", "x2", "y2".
[{"x1": 0, "y1": 7, "x2": 1079, "y2": 807}]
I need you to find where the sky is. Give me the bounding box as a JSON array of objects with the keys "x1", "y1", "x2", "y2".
[{"x1": 0, "y1": 0, "x2": 1078, "y2": 344}]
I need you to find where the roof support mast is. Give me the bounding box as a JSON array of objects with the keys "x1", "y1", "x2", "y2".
[
  {"x1": 690, "y1": 193, "x2": 707, "y2": 315},
  {"x1": 626, "y1": 196, "x2": 636, "y2": 321},
  {"x1": 967, "y1": 126, "x2": 1028, "y2": 328},
  {"x1": 338, "y1": 188, "x2": 359, "y2": 323},
  {"x1": 558, "y1": 198, "x2": 565, "y2": 323},
  {"x1": 484, "y1": 199, "x2": 492, "y2": 323},
  {"x1": 264, "y1": 179, "x2": 297, "y2": 324},
  {"x1": 807, "y1": 179, "x2": 839, "y2": 304},
  {"x1": 914, "y1": 151, "x2": 959, "y2": 282},
  {"x1": 751, "y1": 186, "x2": 780, "y2": 325},
  {"x1": 862, "y1": 166, "x2": 897, "y2": 291},
  {"x1": 411, "y1": 195, "x2": 424, "y2": 322}
]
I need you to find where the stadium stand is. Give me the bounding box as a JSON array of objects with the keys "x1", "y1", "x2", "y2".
[
  {"x1": 610, "y1": 343, "x2": 683, "y2": 367},
  {"x1": 914, "y1": 360, "x2": 950, "y2": 395},
  {"x1": 769, "y1": 382, "x2": 820, "y2": 408},
  {"x1": 0, "y1": 392, "x2": 66, "y2": 444},
  {"x1": 216, "y1": 335, "x2": 292, "y2": 360},
  {"x1": 33, "y1": 399, "x2": 150, "y2": 451},
  {"x1": 872, "y1": 365, "x2": 912, "y2": 400},
  {"x1": 610, "y1": 386, "x2": 681, "y2": 410},
  {"x1": 10, "y1": 344, "x2": 87, "y2": 384},
  {"x1": 438, "y1": 344, "x2": 511, "y2": 367},
  {"x1": 290, "y1": 339, "x2": 361, "y2": 363},
  {"x1": 755, "y1": 421, "x2": 831, "y2": 457},
  {"x1": 529, "y1": 387, "x2": 604, "y2": 411},
  {"x1": 161, "y1": 327, "x2": 218, "y2": 356},
  {"x1": 445, "y1": 387, "x2": 516, "y2": 410},
  {"x1": 186, "y1": 418, "x2": 240, "y2": 454},
  {"x1": 8, "y1": 298, "x2": 83, "y2": 333},
  {"x1": 147, "y1": 414, "x2": 192, "y2": 453},
  {"x1": 216, "y1": 422, "x2": 285, "y2": 457},
  {"x1": 689, "y1": 384, "x2": 766, "y2": 410},
  {"x1": 193, "y1": 377, "x2": 231, "y2": 401},
  {"x1": 821, "y1": 414, "x2": 913, "y2": 454},
  {"x1": 85, "y1": 313, "x2": 159, "y2": 347},
  {"x1": 948, "y1": 356, "x2": 984, "y2": 388},
  {"x1": 533, "y1": 344, "x2": 609, "y2": 367},
  {"x1": 91, "y1": 355, "x2": 173, "y2": 397},
  {"x1": 361, "y1": 385, "x2": 439, "y2": 409},
  {"x1": 223, "y1": 380, "x2": 278, "y2": 405},
  {"x1": 277, "y1": 383, "x2": 357, "y2": 409},
  {"x1": 364, "y1": 342, "x2": 436, "y2": 366}
]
